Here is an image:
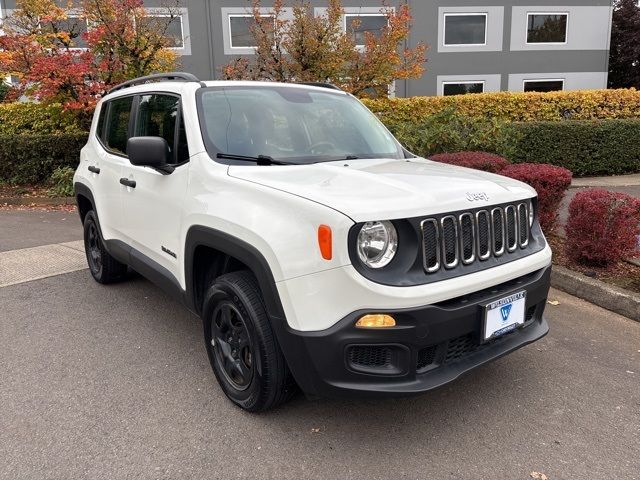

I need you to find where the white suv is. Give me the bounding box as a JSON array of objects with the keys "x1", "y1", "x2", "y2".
[{"x1": 74, "y1": 73, "x2": 552, "y2": 412}]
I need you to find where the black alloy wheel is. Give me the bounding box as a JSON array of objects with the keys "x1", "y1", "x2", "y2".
[
  {"x1": 203, "y1": 271, "x2": 296, "y2": 411},
  {"x1": 86, "y1": 220, "x2": 103, "y2": 275},
  {"x1": 210, "y1": 301, "x2": 255, "y2": 390},
  {"x1": 82, "y1": 210, "x2": 128, "y2": 284}
]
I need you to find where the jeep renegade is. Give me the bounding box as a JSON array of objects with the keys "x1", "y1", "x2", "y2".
[{"x1": 74, "y1": 73, "x2": 552, "y2": 412}]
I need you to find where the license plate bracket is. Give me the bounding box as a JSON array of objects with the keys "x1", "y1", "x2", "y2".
[{"x1": 482, "y1": 291, "x2": 527, "y2": 342}]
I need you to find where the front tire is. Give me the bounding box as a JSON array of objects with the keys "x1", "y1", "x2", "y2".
[
  {"x1": 83, "y1": 210, "x2": 128, "y2": 284},
  {"x1": 203, "y1": 271, "x2": 296, "y2": 412}
]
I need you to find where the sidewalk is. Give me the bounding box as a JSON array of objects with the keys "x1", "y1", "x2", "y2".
[{"x1": 570, "y1": 173, "x2": 640, "y2": 189}]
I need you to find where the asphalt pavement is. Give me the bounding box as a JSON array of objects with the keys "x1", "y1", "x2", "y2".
[
  {"x1": 1, "y1": 210, "x2": 639, "y2": 480},
  {"x1": 0, "y1": 210, "x2": 80, "y2": 252}
]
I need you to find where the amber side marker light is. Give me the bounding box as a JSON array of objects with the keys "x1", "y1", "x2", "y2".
[
  {"x1": 318, "y1": 225, "x2": 332, "y2": 260},
  {"x1": 355, "y1": 314, "x2": 396, "y2": 329}
]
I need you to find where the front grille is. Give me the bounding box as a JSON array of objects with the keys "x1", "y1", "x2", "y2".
[
  {"x1": 421, "y1": 202, "x2": 531, "y2": 274},
  {"x1": 444, "y1": 334, "x2": 478, "y2": 364},
  {"x1": 422, "y1": 219, "x2": 440, "y2": 272},
  {"x1": 416, "y1": 345, "x2": 437, "y2": 371},
  {"x1": 441, "y1": 216, "x2": 458, "y2": 268},
  {"x1": 347, "y1": 345, "x2": 392, "y2": 368},
  {"x1": 525, "y1": 305, "x2": 536, "y2": 322}
]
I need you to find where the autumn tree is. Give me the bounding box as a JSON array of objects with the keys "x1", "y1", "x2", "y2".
[
  {"x1": 220, "y1": 0, "x2": 427, "y2": 97},
  {"x1": 608, "y1": 0, "x2": 640, "y2": 89},
  {"x1": 0, "y1": 0, "x2": 182, "y2": 110}
]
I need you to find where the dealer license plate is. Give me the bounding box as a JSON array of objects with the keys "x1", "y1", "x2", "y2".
[{"x1": 483, "y1": 291, "x2": 527, "y2": 341}]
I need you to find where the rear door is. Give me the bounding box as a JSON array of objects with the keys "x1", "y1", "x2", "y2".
[
  {"x1": 120, "y1": 93, "x2": 191, "y2": 279},
  {"x1": 92, "y1": 95, "x2": 134, "y2": 241}
]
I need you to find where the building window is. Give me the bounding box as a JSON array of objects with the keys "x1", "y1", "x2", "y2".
[
  {"x1": 42, "y1": 16, "x2": 89, "y2": 49},
  {"x1": 526, "y1": 13, "x2": 568, "y2": 44},
  {"x1": 344, "y1": 14, "x2": 387, "y2": 46},
  {"x1": 523, "y1": 79, "x2": 564, "y2": 92},
  {"x1": 443, "y1": 81, "x2": 485, "y2": 96},
  {"x1": 229, "y1": 15, "x2": 273, "y2": 48},
  {"x1": 443, "y1": 13, "x2": 487, "y2": 46},
  {"x1": 229, "y1": 15, "x2": 254, "y2": 48},
  {"x1": 139, "y1": 15, "x2": 184, "y2": 49}
]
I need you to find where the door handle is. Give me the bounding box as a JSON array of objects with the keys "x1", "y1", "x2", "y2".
[
  {"x1": 88, "y1": 165, "x2": 100, "y2": 174},
  {"x1": 119, "y1": 178, "x2": 136, "y2": 188}
]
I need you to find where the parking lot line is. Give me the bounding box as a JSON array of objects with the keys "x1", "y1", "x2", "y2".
[{"x1": 0, "y1": 240, "x2": 87, "y2": 287}]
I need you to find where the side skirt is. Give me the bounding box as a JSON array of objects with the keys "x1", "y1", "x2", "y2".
[{"x1": 103, "y1": 239, "x2": 188, "y2": 307}]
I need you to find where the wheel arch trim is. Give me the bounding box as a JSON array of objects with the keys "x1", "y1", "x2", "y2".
[
  {"x1": 184, "y1": 225, "x2": 286, "y2": 321},
  {"x1": 74, "y1": 181, "x2": 95, "y2": 221}
]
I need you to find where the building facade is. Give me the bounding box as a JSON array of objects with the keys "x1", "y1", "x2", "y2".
[{"x1": 0, "y1": 0, "x2": 613, "y2": 97}]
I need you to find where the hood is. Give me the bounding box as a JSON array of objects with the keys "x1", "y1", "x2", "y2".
[{"x1": 228, "y1": 158, "x2": 536, "y2": 222}]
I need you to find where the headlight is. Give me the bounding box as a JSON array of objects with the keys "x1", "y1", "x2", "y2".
[
  {"x1": 357, "y1": 221, "x2": 398, "y2": 268},
  {"x1": 528, "y1": 199, "x2": 535, "y2": 226}
]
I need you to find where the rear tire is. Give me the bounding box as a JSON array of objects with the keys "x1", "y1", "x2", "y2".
[
  {"x1": 203, "y1": 270, "x2": 296, "y2": 412},
  {"x1": 83, "y1": 210, "x2": 128, "y2": 284}
]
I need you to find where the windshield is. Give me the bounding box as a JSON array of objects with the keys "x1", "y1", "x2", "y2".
[{"x1": 196, "y1": 86, "x2": 404, "y2": 164}]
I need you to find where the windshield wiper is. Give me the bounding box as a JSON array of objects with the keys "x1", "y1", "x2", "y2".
[{"x1": 216, "y1": 153, "x2": 293, "y2": 166}]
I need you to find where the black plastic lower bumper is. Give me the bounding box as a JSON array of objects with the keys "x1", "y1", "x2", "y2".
[{"x1": 275, "y1": 265, "x2": 551, "y2": 399}]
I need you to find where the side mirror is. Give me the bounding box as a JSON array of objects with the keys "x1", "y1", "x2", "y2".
[{"x1": 127, "y1": 136, "x2": 171, "y2": 168}]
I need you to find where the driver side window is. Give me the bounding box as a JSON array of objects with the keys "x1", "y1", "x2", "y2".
[{"x1": 134, "y1": 94, "x2": 190, "y2": 164}]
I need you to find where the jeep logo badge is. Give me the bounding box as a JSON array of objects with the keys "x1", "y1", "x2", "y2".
[{"x1": 466, "y1": 192, "x2": 490, "y2": 202}]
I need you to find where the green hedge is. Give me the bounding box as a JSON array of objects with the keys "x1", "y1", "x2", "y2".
[
  {"x1": 363, "y1": 89, "x2": 640, "y2": 124},
  {"x1": 385, "y1": 108, "x2": 517, "y2": 158},
  {"x1": 0, "y1": 103, "x2": 87, "y2": 135},
  {"x1": 0, "y1": 133, "x2": 88, "y2": 184},
  {"x1": 510, "y1": 119, "x2": 640, "y2": 176},
  {"x1": 2, "y1": 113, "x2": 639, "y2": 186},
  {"x1": 378, "y1": 109, "x2": 640, "y2": 177}
]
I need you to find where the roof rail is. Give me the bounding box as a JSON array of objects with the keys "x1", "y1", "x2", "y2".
[
  {"x1": 297, "y1": 82, "x2": 342, "y2": 91},
  {"x1": 107, "y1": 72, "x2": 205, "y2": 95}
]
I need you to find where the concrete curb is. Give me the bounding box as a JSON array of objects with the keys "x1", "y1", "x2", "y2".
[
  {"x1": 0, "y1": 196, "x2": 75, "y2": 206},
  {"x1": 551, "y1": 265, "x2": 640, "y2": 322}
]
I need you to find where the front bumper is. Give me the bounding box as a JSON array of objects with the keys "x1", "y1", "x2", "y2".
[{"x1": 275, "y1": 265, "x2": 551, "y2": 398}]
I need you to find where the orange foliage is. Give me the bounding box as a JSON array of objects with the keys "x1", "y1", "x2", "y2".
[
  {"x1": 0, "y1": 0, "x2": 180, "y2": 111},
  {"x1": 221, "y1": 0, "x2": 427, "y2": 97}
]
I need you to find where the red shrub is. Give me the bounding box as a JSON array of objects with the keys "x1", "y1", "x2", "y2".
[
  {"x1": 430, "y1": 151, "x2": 509, "y2": 173},
  {"x1": 565, "y1": 189, "x2": 640, "y2": 266},
  {"x1": 500, "y1": 163, "x2": 572, "y2": 232}
]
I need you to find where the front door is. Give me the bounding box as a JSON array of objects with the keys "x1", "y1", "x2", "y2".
[
  {"x1": 92, "y1": 95, "x2": 135, "y2": 241},
  {"x1": 120, "y1": 93, "x2": 191, "y2": 281}
]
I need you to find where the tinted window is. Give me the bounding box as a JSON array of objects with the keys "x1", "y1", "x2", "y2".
[
  {"x1": 346, "y1": 15, "x2": 387, "y2": 45},
  {"x1": 105, "y1": 96, "x2": 133, "y2": 155},
  {"x1": 527, "y1": 14, "x2": 567, "y2": 43},
  {"x1": 444, "y1": 14, "x2": 486, "y2": 45},
  {"x1": 135, "y1": 94, "x2": 189, "y2": 164},
  {"x1": 523, "y1": 80, "x2": 564, "y2": 93},
  {"x1": 176, "y1": 114, "x2": 190, "y2": 164},
  {"x1": 443, "y1": 82, "x2": 484, "y2": 96},
  {"x1": 96, "y1": 103, "x2": 108, "y2": 142}
]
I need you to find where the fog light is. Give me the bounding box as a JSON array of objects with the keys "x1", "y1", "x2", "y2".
[{"x1": 355, "y1": 314, "x2": 396, "y2": 328}]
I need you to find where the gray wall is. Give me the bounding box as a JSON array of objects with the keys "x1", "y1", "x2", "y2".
[{"x1": 1, "y1": 0, "x2": 613, "y2": 97}]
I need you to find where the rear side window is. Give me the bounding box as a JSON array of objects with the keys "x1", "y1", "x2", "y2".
[
  {"x1": 96, "y1": 103, "x2": 108, "y2": 142},
  {"x1": 104, "y1": 96, "x2": 134, "y2": 155},
  {"x1": 134, "y1": 93, "x2": 189, "y2": 164}
]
